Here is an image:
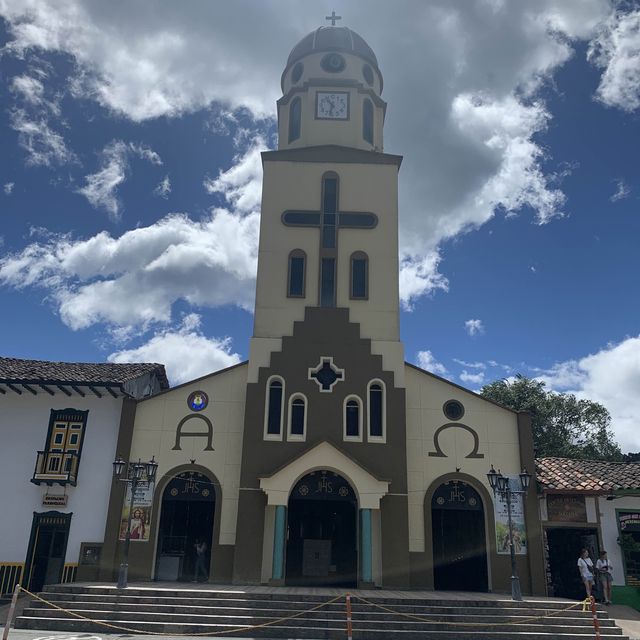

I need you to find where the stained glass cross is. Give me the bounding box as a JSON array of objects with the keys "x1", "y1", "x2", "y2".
[{"x1": 282, "y1": 176, "x2": 377, "y2": 307}]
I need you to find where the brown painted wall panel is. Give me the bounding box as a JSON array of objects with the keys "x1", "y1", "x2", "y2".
[
  {"x1": 233, "y1": 490, "x2": 268, "y2": 583},
  {"x1": 380, "y1": 494, "x2": 410, "y2": 587}
]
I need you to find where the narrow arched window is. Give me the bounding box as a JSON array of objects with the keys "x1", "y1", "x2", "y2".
[
  {"x1": 265, "y1": 378, "x2": 284, "y2": 438},
  {"x1": 363, "y1": 99, "x2": 374, "y2": 145},
  {"x1": 350, "y1": 251, "x2": 368, "y2": 299},
  {"x1": 368, "y1": 381, "x2": 385, "y2": 440},
  {"x1": 288, "y1": 250, "x2": 306, "y2": 297},
  {"x1": 289, "y1": 97, "x2": 301, "y2": 143},
  {"x1": 344, "y1": 396, "x2": 362, "y2": 441},
  {"x1": 288, "y1": 395, "x2": 306, "y2": 440}
]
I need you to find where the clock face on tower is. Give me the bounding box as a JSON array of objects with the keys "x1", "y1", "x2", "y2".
[{"x1": 316, "y1": 92, "x2": 349, "y2": 120}]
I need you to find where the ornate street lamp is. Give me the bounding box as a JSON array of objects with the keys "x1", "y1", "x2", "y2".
[
  {"x1": 487, "y1": 465, "x2": 531, "y2": 601},
  {"x1": 112, "y1": 455, "x2": 157, "y2": 589}
]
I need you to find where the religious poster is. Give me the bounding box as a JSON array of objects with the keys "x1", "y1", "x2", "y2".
[
  {"x1": 494, "y1": 476, "x2": 527, "y2": 555},
  {"x1": 119, "y1": 482, "x2": 154, "y2": 542},
  {"x1": 547, "y1": 495, "x2": 587, "y2": 522}
]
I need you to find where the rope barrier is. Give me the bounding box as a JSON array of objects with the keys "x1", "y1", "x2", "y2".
[
  {"x1": 351, "y1": 593, "x2": 590, "y2": 628},
  {"x1": 17, "y1": 586, "x2": 345, "y2": 637},
  {"x1": 11, "y1": 586, "x2": 600, "y2": 637}
]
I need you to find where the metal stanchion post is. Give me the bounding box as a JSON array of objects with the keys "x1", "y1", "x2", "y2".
[
  {"x1": 345, "y1": 593, "x2": 353, "y2": 640},
  {"x1": 590, "y1": 596, "x2": 601, "y2": 640},
  {"x1": 2, "y1": 583, "x2": 21, "y2": 640}
]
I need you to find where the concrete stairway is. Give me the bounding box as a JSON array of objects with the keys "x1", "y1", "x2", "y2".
[{"x1": 15, "y1": 584, "x2": 628, "y2": 639}]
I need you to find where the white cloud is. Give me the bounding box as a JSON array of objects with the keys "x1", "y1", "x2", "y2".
[
  {"x1": 536, "y1": 336, "x2": 640, "y2": 452},
  {"x1": 465, "y1": 319, "x2": 485, "y2": 336},
  {"x1": 9, "y1": 109, "x2": 75, "y2": 167},
  {"x1": 0, "y1": 210, "x2": 259, "y2": 331},
  {"x1": 77, "y1": 140, "x2": 163, "y2": 220},
  {"x1": 610, "y1": 178, "x2": 631, "y2": 202},
  {"x1": 0, "y1": 1, "x2": 617, "y2": 307},
  {"x1": 109, "y1": 313, "x2": 242, "y2": 385},
  {"x1": 4, "y1": 183, "x2": 15, "y2": 195},
  {"x1": 415, "y1": 350, "x2": 448, "y2": 376},
  {"x1": 460, "y1": 370, "x2": 485, "y2": 386},
  {"x1": 0, "y1": 132, "x2": 262, "y2": 334},
  {"x1": 11, "y1": 74, "x2": 45, "y2": 105},
  {"x1": 154, "y1": 175, "x2": 171, "y2": 199},
  {"x1": 454, "y1": 359, "x2": 486, "y2": 369},
  {"x1": 588, "y1": 9, "x2": 640, "y2": 112},
  {"x1": 204, "y1": 135, "x2": 266, "y2": 214}
]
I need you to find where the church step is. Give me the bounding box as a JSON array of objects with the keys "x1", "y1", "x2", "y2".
[
  {"x1": 16, "y1": 585, "x2": 625, "y2": 639},
  {"x1": 21, "y1": 604, "x2": 621, "y2": 627},
  {"x1": 15, "y1": 616, "x2": 629, "y2": 639},
  {"x1": 32, "y1": 589, "x2": 610, "y2": 618},
  {"x1": 26, "y1": 599, "x2": 618, "y2": 626},
  {"x1": 40, "y1": 584, "x2": 608, "y2": 610}
]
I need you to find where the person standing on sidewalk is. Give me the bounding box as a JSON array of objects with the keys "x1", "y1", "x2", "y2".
[
  {"x1": 596, "y1": 550, "x2": 613, "y2": 604},
  {"x1": 577, "y1": 548, "x2": 595, "y2": 598}
]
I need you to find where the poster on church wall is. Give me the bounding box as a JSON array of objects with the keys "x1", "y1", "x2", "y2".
[
  {"x1": 494, "y1": 476, "x2": 527, "y2": 555},
  {"x1": 119, "y1": 482, "x2": 154, "y2": 542}
]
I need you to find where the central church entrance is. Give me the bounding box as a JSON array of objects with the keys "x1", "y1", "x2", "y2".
[
  {"x1": 431, "y1": 480, "x2": 488, "y2": 591},
  {"x1": 155, "y1": 471, "x2": 215, "y2": 581},
  {"x1": 286, "y1": 470, "x2": 357, "y2": 587}
]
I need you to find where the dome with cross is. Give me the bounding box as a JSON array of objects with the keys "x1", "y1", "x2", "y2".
[
  {"x1": 281, "y1": 14, "x2": 383, "y2": 95},
  {"x1": 287, "y1": 26, "x2": 379, "y2": 70}
]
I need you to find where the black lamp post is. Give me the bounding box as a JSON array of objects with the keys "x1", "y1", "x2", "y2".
[
  {"x1": 112, "y1": 455, "x2": 158, "y2": 589},
  {"x1": 487, "y1": 465, "x2": 531, "y2": 601}
]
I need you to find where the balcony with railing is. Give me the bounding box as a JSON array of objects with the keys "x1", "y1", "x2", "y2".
[{"x1": 31, "y1": 450, "x2": 80, "y2": 486}]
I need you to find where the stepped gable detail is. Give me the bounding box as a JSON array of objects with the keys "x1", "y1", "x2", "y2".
[{"x1": 241, "y1": 306, "x2": 405, "y2": 493}]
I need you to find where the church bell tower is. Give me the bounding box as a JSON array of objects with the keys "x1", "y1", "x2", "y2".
[
  {"x1": 236, "y1": 20, "x2": 410, "y2": 588},
  {"x1": 249, "y1": 21, "x2": 404, "y2": 384}
]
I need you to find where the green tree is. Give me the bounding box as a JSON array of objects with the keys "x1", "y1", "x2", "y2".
[{"x1": 480, "y1": 374, "x2": 623, "y2": 461}]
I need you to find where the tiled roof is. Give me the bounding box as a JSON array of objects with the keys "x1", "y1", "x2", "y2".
[
  {"x1": 0, "y1": 357, "x2": 169, "y2": 389},
  {"x1": 536, "y1": 457, "x2": 640, "y2": 492}
]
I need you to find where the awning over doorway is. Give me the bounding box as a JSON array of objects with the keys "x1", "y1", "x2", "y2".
[{"x1": 259, "y1": 441, "x2": 389, "y2": 508}]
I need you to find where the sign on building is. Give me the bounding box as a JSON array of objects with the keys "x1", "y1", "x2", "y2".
[
  {"x1": 119, "y1": 483, "x2": 154, "y2": 542},
  {"x1": 494, "y1": 476, "x2": 527, "y2": 555}
]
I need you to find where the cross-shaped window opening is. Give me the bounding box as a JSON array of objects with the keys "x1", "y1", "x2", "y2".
[{"x1": 281, "y1": 172, "x2": 378, "y2": 309}]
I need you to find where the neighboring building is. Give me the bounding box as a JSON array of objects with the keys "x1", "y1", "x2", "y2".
[
  {"x1": 97, "y1": 23, "x2": 547, "y2": 595},
  {"x1": 537, "y1": 457, "x2": 640, "y2": 607},
  {"x1": 0, "y1": 357, "x2": 168, "y2": 598}
]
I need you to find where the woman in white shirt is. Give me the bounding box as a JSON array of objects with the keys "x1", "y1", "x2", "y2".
[
  {"x1": 577, "y1": 548, "x2": 595, "y2": 598},
  {"x1": 596, "y1": 550, "x2": 613, "y2": 604}
]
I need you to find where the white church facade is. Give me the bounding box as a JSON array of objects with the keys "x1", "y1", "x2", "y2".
[{"x1": 86, "y1": 24, "x2": 545, "y2": 594}]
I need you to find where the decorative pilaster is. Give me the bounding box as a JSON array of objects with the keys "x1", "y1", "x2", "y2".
[
  {"x1": 360, "y1": 508, "x2": 372, "y2": 584},
  {"x1": 271, "y1": 504, "x2": 286, "y2": 582}
]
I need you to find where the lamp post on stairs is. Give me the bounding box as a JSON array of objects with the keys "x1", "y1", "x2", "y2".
[
  {"x1": 487, "y1": 465, "x2": 531, "y2": 601},
  {"x1": 112, "y1": 455, "x2": 158, "y2": 589}
]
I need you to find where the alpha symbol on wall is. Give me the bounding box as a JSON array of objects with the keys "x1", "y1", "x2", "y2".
[
  {"x1": 428, "y1": 423, "x2": 484, "y2": 459},
  {"x1": 308, "y1": 356, "x2": 345, "y2": 392},
  {"x1": 173, "y1": 414, "x2": 214, "y2": 451}
]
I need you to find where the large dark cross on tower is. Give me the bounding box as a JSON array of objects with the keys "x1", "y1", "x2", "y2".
[
  {"x1": 282, "y1": 174, "x2": 377, "y2": 307},
  {"x1": 325, "y1": 11, "x2": 342, "y2": 26}
]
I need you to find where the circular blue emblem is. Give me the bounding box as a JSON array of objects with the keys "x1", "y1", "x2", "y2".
[{"x1": 187, "y1": 391, "x2": 208, "y2": 412}]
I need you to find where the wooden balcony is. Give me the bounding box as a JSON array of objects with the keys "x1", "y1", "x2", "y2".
[{"x1": 31, "y1": 450, "x2": 79, "y2": 486}]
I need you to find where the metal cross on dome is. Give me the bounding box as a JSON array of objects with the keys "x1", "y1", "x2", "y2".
[{"x1": 326, "y1": 11, "x2": 342, "y2": 26}]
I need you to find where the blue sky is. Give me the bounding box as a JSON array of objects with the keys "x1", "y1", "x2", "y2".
[{"x1": 1, "y1": 1, "x2": 639, "y2": 450}]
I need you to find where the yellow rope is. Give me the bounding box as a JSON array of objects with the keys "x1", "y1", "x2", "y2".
[
  {"x1": 18, "y1": 586, "x2": 596, "y2": 635},
  {"x1": 352, "y1": 593, "x2": 590, "y2": 627},
  {"x1": 19, "y1": 587, "x2": 345, "y2": 637}
]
